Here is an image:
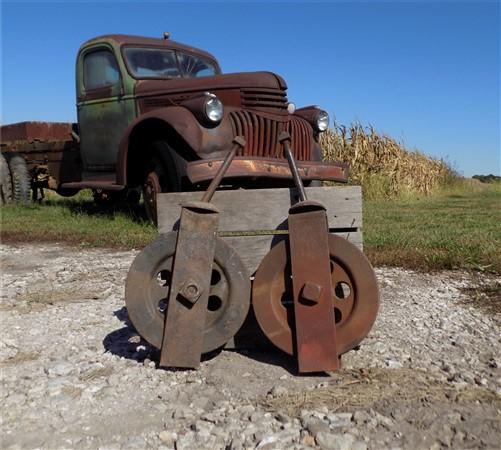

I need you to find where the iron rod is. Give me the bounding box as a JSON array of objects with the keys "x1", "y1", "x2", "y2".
[
  {"x1": 201, "y1": 137, "x2": 245, "y2": 203},
  {"x1": 283, "y1": 141, "x2": 307, "y2": 202}
]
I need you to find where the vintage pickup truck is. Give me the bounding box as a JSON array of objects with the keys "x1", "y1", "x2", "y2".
[{"x1": 0, "y1": 33, "x2": 348, "y2": 220}]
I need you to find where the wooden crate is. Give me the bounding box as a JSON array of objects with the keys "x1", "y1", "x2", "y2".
[{"x1": 157, "y1": 186, "x2": 362, "y2": 276}]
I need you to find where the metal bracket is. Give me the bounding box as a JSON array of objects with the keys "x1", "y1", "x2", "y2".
[
  {"x1": 159, "y1": 138, "x2": 246, "y2": 369},
  {"x1": 280, "y1": 131, "x2": 340, "y2": 373}
]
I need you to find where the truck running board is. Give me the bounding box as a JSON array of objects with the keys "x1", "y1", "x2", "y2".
[{"x1": 59, "y1": 181, "x2": 125, "y2": 191}]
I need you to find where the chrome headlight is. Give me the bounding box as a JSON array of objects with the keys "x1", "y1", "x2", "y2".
[
  {"x1": 315, "y1": 110, "x2": 329, "y2": 132},
  {"x1": 205, "y1": 93, "x2": 223, "y2": 123}
]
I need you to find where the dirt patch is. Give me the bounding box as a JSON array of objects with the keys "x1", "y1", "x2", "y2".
[
  {"x1": 460, "y1": 279, "x2": 501, "y2": 314},
  {"x1": 263, "y1": 368, "x2": 500, "y2": 415},
  {"x1": 0, "y1": 351, "x2": 39, "y2": 367}
]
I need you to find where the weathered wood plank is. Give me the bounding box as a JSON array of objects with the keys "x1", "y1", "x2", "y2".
[
  {"x1": 157, "y1": 186, "x2": 363, "y2": 276},
  {"x1": 157, "y1": 186, "x2": 362, "y2": 234}
]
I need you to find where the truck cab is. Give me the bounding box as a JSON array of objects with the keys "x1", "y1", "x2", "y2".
[{"x1": 1, "y1": 34, "x2": 348, "y2": 220}]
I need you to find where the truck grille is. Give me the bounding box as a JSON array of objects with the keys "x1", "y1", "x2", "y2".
[
  {"x1": 229, "y1": 111, "x2": 312, "y2": 161},
  {"x1": 241, "y1": 88, "x2": 288, "y2": 112}
]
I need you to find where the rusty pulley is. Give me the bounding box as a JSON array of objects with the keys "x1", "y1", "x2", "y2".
[
  {"x1": 252, "y1": 234, "x2": 379, "y2": 357},
  {"x1": 126, "y1": 137, "x2": 250, "y2": 369},
  {"x1": 125, "y1": 231, "x2": 250, "y2": 355},
  {"x1": 252, "y1": 132, "x2": 379, "y2": 372}
]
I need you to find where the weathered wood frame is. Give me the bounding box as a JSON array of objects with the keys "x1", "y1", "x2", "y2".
[{"x1": 157, "y1": 186, "x2": 362, "y2": 276}]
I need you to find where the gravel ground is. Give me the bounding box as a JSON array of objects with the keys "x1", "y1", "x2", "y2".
[{"x1": 1, "y1": 242, "x2": 500, "y2": 450}]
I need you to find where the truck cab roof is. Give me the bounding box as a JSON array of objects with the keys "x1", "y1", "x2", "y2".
[{"x1": 79, "y1": 34, "x2": 219, "y2": 64}]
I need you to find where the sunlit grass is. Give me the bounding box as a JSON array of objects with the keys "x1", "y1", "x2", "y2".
[
  {"x1": 1, "y1": 182, "x2": 500, "y2": 273},
  {"x1": 363, "y1": 181, "x2": 501, "y2": 272}
]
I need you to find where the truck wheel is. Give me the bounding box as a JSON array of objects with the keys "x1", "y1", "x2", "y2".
[
  {"x1": 142, "y1": 141, "x2": 181, "y2": 224},
  {"x1": 7, "y1": 154, "x2": 31, "y2": 203},
  {"x1": 0, "y1": 153, "x2": 13, "y2": 204}
]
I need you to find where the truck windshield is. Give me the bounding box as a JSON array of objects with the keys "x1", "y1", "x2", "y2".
[{"x1": 123, "y1": 47, "x2": 219, "y2": 79}]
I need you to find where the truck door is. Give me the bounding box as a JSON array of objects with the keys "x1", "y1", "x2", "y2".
[{"x1": 77, "y1": 46, "x2": 134, "y2": 173}]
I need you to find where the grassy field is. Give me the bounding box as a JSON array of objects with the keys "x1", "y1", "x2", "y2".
[
  {"x1": 0, "y1": 191, "x2": 157, "y2": 249},
  {"x1": 363, "y1": 181, "x2": 501, "y2": 273},
  {"x1": 1, "y1": 181, "x2": 500, "y2": 274}
]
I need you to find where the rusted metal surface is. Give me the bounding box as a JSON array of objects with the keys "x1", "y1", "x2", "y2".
[
  {"x1": 186, "y1": 158, "x2": 349, "y2": 184},
  {"x1": 201, "y1": 137, "x2": 245, "y2": 202},
  {"x1": 287, "y1": 201, "x2": 340, "y2": 372},
  {"x1": 143, "y1": 169, "x2": 163, "y2": 222},
  {"x1": 59, "y1": 180, "x2": 123, "y2": 191},
  {"x1": 252, "y1": 234, "x2": 379, "y2": 358},
  {"x1": 124, "y1": 232, "x2": 250, "y2": 354},
  {"x1": 159, "y1": 202, "x2": 220, "y2": 368},
  {"x1": 229, "y1": 112, "x2": 311, "y2": 158},
  {"x1": 134, "y1": 72, "x2": 286, "y2": 100},
  {"x1": 158, "y1": 137, "x2": 247, "y2": 368},
  {"x1": 0, "y1": 122, "x2": 75, "y2": 143},
  {"x1": 276, "y1": 132, "x2": 338, "y2": 372},
  {"x1": 280, "y1": 132, "x2": 308, "y2": 201}
]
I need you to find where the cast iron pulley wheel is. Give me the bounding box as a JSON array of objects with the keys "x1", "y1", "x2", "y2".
[
  {"x1": 252, "y1": 234, "x2": 379, "y2": 356},
  {"x1": 0, "y1": 153, "x2": 13, "y2": 204},
  {"x1": 6, "y1": 154, "x2": 30, "y2": 203},
  {"x1": 125, "y1": 232, "x2": 251, "y2": 353}
]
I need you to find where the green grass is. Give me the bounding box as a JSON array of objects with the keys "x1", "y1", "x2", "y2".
[
  {"x1": 0, "y1": 190, "x2": 156, "y2": 249},
  {"x1": 1, "y1": 181, "x2": 500, "y2": 273},
  {"x1": 363, "y1": 181, "x2": 501, "y2": 273}
]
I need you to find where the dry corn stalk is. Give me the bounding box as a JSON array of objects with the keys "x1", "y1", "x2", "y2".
[{"x1": 321, "y1": 121, "x2": 456, "y2": 199}]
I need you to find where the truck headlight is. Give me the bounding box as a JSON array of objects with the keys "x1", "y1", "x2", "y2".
[
  {"x1": 315, "y1": 110, "x2": 329, "y2": 132},
  {"x1": 205, "y1": 93, "x2": 223, "y2": 123}
]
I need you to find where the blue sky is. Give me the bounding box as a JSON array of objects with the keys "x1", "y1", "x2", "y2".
[{"x1": 1, "y1": 1, "x2": 500, "y2": 176}]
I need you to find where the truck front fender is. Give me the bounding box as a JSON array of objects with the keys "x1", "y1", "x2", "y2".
[{"x1": 116, "y1": 107, "x2": 203, "y2": 186}]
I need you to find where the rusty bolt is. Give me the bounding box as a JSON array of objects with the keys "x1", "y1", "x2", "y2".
[
  {"x1": 179, "y1": 280, "x2": 202, "y2": 304},
  {"x1": 300, "y1": 282, "x2": 322, "y2": 305}
]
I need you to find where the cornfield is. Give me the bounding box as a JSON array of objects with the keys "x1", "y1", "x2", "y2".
[{"x1": 321, "y1": 121, "x2": 457, "y2": 199}]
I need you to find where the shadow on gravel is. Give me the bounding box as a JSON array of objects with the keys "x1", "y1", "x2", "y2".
[
  {"x1": 103, "y1": 306, "x2": 325, "y2": 375},
  {"x1": 103, "y1": 307, "x2": 225, "y2": 367},
  {"x1": 102, "y1": 307, "x2": 159, "y2": 364}
]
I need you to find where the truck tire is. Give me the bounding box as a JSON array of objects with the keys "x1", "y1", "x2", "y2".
[
  {"x1": 7, "y1": 154, "x2": 31, "y2": 203},
  {"x1": 142, "y1": 141, "x2": 181, "y2": 224},
  {"x1": 0, "y1": 153, "x2": 13, "y2": 204}
]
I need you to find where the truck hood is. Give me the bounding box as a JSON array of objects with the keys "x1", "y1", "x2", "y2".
[{"x1": 135, "y1": 71, "x2": 287, "y2": 98}]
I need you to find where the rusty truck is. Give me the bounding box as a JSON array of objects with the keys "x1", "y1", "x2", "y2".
[
  {"x1": 0, "y1": 33, "x2": 348, "y2": 221},
  {"x1": 1, "y1": 34, "x2": 380, "y2": 371}
]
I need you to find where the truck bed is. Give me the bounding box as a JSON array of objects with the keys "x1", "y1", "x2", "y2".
[
  {"x1": 1, "y1": 121, "x2": 82, "y2": 189},
  {"x1": 0, "y1": 121, "x2": 76, "y2": 145}
]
